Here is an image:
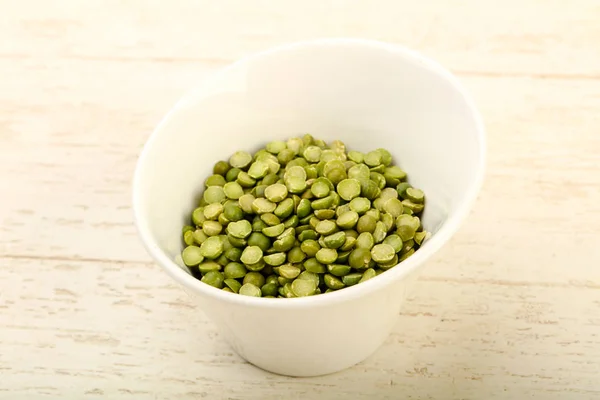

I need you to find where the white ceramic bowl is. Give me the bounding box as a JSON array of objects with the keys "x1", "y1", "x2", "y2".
[{"x1": 133, "y1": 38, "x2": 485, "y2": 377}]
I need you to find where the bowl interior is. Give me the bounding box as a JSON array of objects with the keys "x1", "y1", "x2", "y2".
[{"x1": 134, "y1": 40, "x2": 484, "y2": 275}]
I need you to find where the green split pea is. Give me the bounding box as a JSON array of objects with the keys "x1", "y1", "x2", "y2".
[{"x1": 180, "y1": 134, "x2": 429, "y2": 298}]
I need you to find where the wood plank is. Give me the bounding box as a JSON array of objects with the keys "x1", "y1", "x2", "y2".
[
  {"x1": 1, "y1": 257, "x2": 598, "y2": 399},
  {"x1": 1, "y1": 62, "x2": 599, "y2": 287},
  {"x1": 0, "y1": 0, "x2": 598, "y2": 76},
  {"x1": 2, "y1": 1, "x2": 600, "y2": 397}
]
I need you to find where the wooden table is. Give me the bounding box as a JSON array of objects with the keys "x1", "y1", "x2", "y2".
[{"x1": 2, "y1": 1, "x2": 599, "y2": 398}]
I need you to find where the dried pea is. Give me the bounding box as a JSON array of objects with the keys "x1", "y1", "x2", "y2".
[
  {"x1": 201, "y1": 271, "x2": 224, "y2": 288},
  {"x1": 182, "y1": 245, "x2": 204, "y2": 266},
  {"x1": 180, "y1": 135, "x2": 428, "y2": 297}
]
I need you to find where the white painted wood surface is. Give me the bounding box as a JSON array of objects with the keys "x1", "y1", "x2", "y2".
[{"x1": 1, "y1": 1, "x2": 599, "y2": 398}]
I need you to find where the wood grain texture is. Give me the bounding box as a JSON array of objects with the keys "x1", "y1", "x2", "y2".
[{"x1": 1, "y1": 1, "x2": 599, "y2": 399}]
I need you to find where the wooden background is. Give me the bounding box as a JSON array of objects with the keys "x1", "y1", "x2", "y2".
[{"x1": 1, "y1": 1, "x2": 599, "y2": 399}]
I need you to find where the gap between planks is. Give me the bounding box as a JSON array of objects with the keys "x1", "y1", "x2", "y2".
[
  {"x1": 3, "y1": 254, "x2": 599, "y2": 290},
  {"x1": 0, "y1": 53, "x2": 599, "y2": 81}
]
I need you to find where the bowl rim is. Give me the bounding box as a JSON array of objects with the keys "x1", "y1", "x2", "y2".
[{"x1": 132, "y1": 37, "x2": 486, "y2": 309}]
